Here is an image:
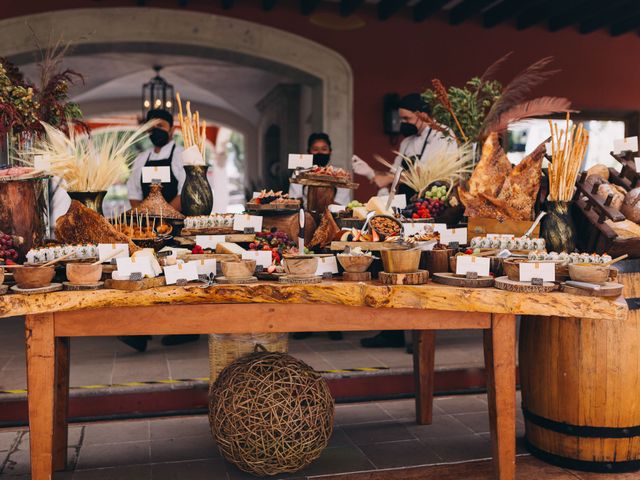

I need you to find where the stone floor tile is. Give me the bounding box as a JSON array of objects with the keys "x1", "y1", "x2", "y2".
[
  {"x1": 167, "y1": 359, "x2": 209, "y2": 379},
  {"x1": 333, "y1": 403, "x2": 393, "y2": 426},
  {"x1": 358, "y1": 439, "x2": 441, "y2": 469},
  {"x1": 327, "y1": 427, "x2": 353, "y2": 448},
  {"x1": 226, "y1": 462, "x2": 305, "y2": 480},
  {"x1": 301, "y1": 445, "x2": 375, "y2": 476},
  {"x1": 452, "y1": 412, "x2": 491, "y2": 435},
  {"x1": 150, "y1": 434, "x2": 219, "y2": 463},
  {"x1": 82, "y1": 420, "x2": 150, "y2": 445},
  {"x1": 150, "y1": 458, "x2": 228, "y2": 480},
  {"x1": 342, "y1": 420, "x2": 416, "y2": 446},
  {"x1": 76, "y1": 441, "x2": 150, "y2": 469},
  {"x1": 72, "y1": 464, "x2": 152, "y2": 479},
  {"x1": 405, "y1": 414, "x2": 475, "y2": 440},
  {"x1": 149, "y1": 416, "x2": 212, "y2": 440},
  {"x1": 0, "y1": 430, "x2": 19, "y2": 452},
  {"x1": 422, "y1": 434, "x2": 492, "y2": 462},
  {"x1": 435, "y1": 395, "x2": 490, "y2": 414}
]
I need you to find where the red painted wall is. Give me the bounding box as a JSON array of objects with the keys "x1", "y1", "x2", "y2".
[{"x1": 4, "y1": 1, "x2": 640, "y2": 198}]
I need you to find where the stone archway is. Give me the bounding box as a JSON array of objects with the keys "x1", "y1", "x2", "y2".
[{"x1": 0, "y1": 7, "x2": 353, "y2": 174}]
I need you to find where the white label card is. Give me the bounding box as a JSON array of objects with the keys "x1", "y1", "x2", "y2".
[
  {"x1": 402, "y1": 223, "x2": 430, "y2": 236},
  {"x1": 195, "y1": 235, "x2": 226, "y2": 250},
  {"x1": 519, "y1": 262, "x2": 555, "y2": 282},
  {"x1": 440, "y1": 227, "x2": 468, "y2": 245},
  {"x1": 233, "y1": 214, "x2": 263, "y2": 232},
  {"x1": 164, "y1": 262, "x2": 199, "y2": 285},
  {"x1": 614, "y1": 136, "x2": 638, "y2": 154},
  {"x1": 116, "y1": 257, "x2": 155, "y2": 277},
  {"x1": 142, "y1": 166, "x2": 171, "y2": 183},
  {"x1": 635, "y1": 158, "x2": 640, "y2": 172},
  {"x1": 242, "y1": 250, "x2": 272, "y2": 268},
  {"x1": 188, "y1": 259, "x2": 217, "y2": 276},
  {"x1": 33, "y1": 155, "x2": 51, "y2": 171},
  {"x1": 432, "y1": 224, "x2": 448, "y2": 235},
  {"x1": 455, "y1": 256, "x2": 490, "y2": 277},
  {"x1": 252, "y1": 191, "x2": 261, "y2": 199},
  {"x1": 288, "y1": 154, "x2": 313, "y2": 169},
  {"x1": 328, "y1": 204, "x2": 346, "y2": 214},
  {"x1": 98, "y1": 243, "x2": 129, "y2": 263},
  {"x1": 378, "y1": 194, "x2": 407, "y2": 209},
  {"x1": 315, "y1": 256, "x2": 339, "y2": 275}
]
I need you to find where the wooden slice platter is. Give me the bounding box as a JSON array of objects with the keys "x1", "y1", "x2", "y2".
[
  {"x1": 63, "y1": 281, "x2": 104, "y2": 291},
  {"x1": 104, "y1": 276, "x2": 166, "y2": 291},
  {"x1": 290, "y1": 177, "x2": 359, "y2": 190},
  {"x1": 379, "y1": 270, "x2": 429, "y2": 285},
  {"x1": 562, "y1": 282, "x2": 624, "y2": 297},
  {"x1": 216, "y1": 276, "x2": 258, "y2": 284},
  {"x1": 330, "y1": 241, "x2": 406, "y2": 251},
  {"x1": 256, "y1": 271, "x2": 286, "y2": 281},
  {"x1": 11, "y1": 283, "x2": 63, "y2": 295},
  {"x1": 432, "y1": 272, "x2": 495, "y2": 288},
  {"x1": 180, "y1": 227, "x2": 235, "y2": 236},
  {"x1": 494, "y1": 276, "x2": 558, "y2": 293},
  {"x1": 279, "y1": 275, "x2": 322, "y2": 284},
  {"x1": 343, "y1": 271, "x2": 371, "y2": 282}
]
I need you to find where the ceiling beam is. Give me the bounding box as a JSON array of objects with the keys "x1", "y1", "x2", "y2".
[
  {"x1": 262, "y1": 0, "x2": 277, "y2": 12},
  {"x1": 413, "y1": 0, "x2": 449, "y2": 23},
  {"x1": 483, "y1": 0, "x2": 534, "y2": 28},
  {"x1": 610, "y1": 12, "x2": 640, "y2": 36},
  {"x1": 300, "y1": 0, "x2": 319, "y2": 15},
  {"x1": 450, "y1": 0, "x2": 495, "y2": 26},
  {"x1": 548, "y1": 0, "x2": 627, "y2": 32},
  {"x1": 339, "y1": 0, "x2": 365, "y2": 17},
  {"x1": 221, "y1": 0, "x2": 234, "y2": 9},
  {"x1": 579, "y1": 0, "x2": 636, "y2": 34},
  {"x1": 516, "y1": 1, "x2": 553, "y2": 30},
  {"x1": 378, "y1": 0, "x2": 409, "y2": 21}
]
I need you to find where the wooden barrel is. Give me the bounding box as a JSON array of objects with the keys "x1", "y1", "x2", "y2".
[{"x1": 519, "y1": 259, "x2": 640, "y2": 473}]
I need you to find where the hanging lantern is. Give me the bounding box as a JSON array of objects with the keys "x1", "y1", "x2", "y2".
[{"x1": 141, "y1": 65, "x2": 174, "y2": 118}]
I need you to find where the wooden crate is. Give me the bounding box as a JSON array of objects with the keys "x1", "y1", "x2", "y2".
[{"x1": 467, "y1": 217, "x2": 540, "y2": 243}]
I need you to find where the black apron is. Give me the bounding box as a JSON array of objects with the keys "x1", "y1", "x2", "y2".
[
  {"x1": 398, "y1": 129, "x2": 432, "y2": 199},
  {"x1": 141, "y1": 144, "x2": 178, "y2": 202}
]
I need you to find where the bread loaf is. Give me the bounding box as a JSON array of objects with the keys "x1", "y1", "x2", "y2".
[{"x1": 621, "y1": 188, "x2": 640, "y2": 223}]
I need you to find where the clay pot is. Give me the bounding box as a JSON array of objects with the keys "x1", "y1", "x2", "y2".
[
  {"x1": 221, "y1": 260, "x2": 256, "y2": 279},
  {"x1": 13, "y1": 265, "x2": 55, "y2": 289},
  {"x1": 569, "y1": 263, "x2": 610, "y2": 285},
  {"x1": 337, "y1": 254, "x2": 374, "y2": 273},
  {"x1": 282, "y1": 256, "x2": 319, "y2": 276},
  {"x1": 66, "y1": 263, "x2": 103, "y2": 285},
  {"x1": 381, "y1": 249, "x2": 421, "y2": 274}
]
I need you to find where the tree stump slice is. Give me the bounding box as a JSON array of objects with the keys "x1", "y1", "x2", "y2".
[
  {"x1": 494, "y1": 276, "x2": 557, "y2": 293},
  {"x1": 11, "y1": 283, "x2": 63, "y2": 295},
  {"x1": 432, "y1": 273, "x2": 495, "y2": 288},
  {"x1": 104, "y1": 276, "x2": 166, "y2": 291},
  {"x1": 279, "y1": 275, "x2": 322, "y2": 284},
  {"x1": 343, "y1": 271, "x2": 371, "y2": 282},
  {"x1": 379, "y1": 270, "x2": 429, "y2": 285},
  {"x1": 62, "y1": 282, "x2": 105, "y2": 291},
  {"x1": 562, "y1": 282, "x2": 624, "y2": 297},
  {"x1": 216, "y1": 276, "x2": 258, "y2": 284}
]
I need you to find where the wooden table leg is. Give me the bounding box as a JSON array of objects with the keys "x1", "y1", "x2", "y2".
[
  {"x1": 413, "y1": 330, "x2": 435, "y2": 425},
  {"x1": 484, "y1": 314, "x2": 516, "y2": 480},
  {"x1": 53, "y1": 336, "x2": 70, "y2": 471},
  {"x1": 25, "y1": 313, "x2": 56, "y2": 480}
]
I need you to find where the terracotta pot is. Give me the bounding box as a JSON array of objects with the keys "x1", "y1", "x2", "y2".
[
  {"x1": 221, "y1": 260, "x2": 256, "y2": 279},
  {"x1": 66, "y1": 263, "x2": 103, "y2": 285},
  {"x1": 13, "y1": 265, "x2": 55, "y2": 289},
  {"x1": 381, "y1": 249, "x2": 421, "y2": 274},
  {"x1": 282, "y1": 256, "x2": 318, "y2": 276},
  {"x1": 337, "y1": 254, "x2": 374, "y2": 273}
]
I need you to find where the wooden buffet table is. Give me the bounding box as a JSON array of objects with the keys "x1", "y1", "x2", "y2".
[{"x1": 0, "y1": 281, "x2": 626, "y2": 480}]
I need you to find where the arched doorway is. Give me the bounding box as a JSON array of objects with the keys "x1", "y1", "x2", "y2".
[{"x1": 0, "y1": 7, "x2": 354, "y2": 192}]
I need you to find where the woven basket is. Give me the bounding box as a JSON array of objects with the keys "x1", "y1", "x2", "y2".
[{"x1": 208, "y1": 333, "x2": 288, "y2": 385}]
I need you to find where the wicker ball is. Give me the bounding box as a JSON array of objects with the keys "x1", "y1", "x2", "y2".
[{"x1": 209, "y1": 350, "x2": 334, "y2": 476}]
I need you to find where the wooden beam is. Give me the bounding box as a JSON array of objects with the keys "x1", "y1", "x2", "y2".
[
  {"x1": 547, "y1": 0, "x2": 596, "y2": 32},
  {"x1": 483, "y1": 0, "x2": 534, "y2": 28},
  {"x1": 450, "y1": 0, "x2": 495, "y2": 26},
  {"x1": 221, "y1": 0, "x2": 234, "y2": 9},
  {"x1": 300, "y1": 0, "x2": 319, "y2": 15},
  {"x1": 579, "y1": 0, "x2": 636, "y2": 34},
  {"x1": 610, "y1": 12, "x2": 640, "y2": 36},
  {"x1": 515, "y1": 1, "x2": 553, "y2": 30},
  {"x1": 262, "y1": 0, "x2": 277, "y2": 12},
  {"x1": 378, "y1": 0, "x2": 409, "y2": 21},
  {"x1": 339, "y1": 0, "x2": 365, "y2": 17},
  {"x1": 413, "y1": 0, "x2": 449, "y2": 22}
]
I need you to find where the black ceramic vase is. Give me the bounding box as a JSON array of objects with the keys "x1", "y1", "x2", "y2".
[
  {"x1": 181, "y1": 166, "x2": 213, "y2": 216},
  {"x1": 68, "y1": 191, "x2": 107, "y2": 216},
  {"x1": 540, "y1": 201, "x2": 576, "y2": 253}
]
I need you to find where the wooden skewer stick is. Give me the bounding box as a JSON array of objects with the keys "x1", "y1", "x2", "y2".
[
  {"x1": 605, "y1": 254, "x2": 628, "y2": 266},
  {"x1": 41, "y1": 251, "x2": 75, "y2": 267},
  {"x1": 91, "y1": 248, "x2": 125, "y2": 266}
]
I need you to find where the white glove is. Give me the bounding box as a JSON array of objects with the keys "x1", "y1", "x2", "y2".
[{"x1": 351, "y1": 155, "x2": 375, "y2": 180}]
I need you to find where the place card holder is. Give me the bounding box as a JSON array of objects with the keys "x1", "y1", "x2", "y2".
[
  {"x1": 244, "y1": 227, "x2": 255, "y2": 234},
  {"x1": 322, "y1": 272, "x2": 333, "y2": 280},
  {"x1": 448, "y1": 241, "x2": 459, "y2": 250},
  {"x1": 465, "y1": 271, "x2": 478, "y2": 280},
  {"x1": 255, "y1": 265, "x2": 264, "y2": 273},
  {"x1": 129, "y1": 272, "x2": 143, "y2": 281},
  {"x1": 176, "y1": 278, "x2": 189, "y2": 286},
  {"x1": 157, "y1": 250, "x2": 172, "y2": 258},
  {"x1": 531, "y1": 277, "x2": 544, "y2": 286}
]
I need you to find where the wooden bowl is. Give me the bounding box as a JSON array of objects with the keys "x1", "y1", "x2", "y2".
[
  {"x1": 221, "y1": 260, "x2": 256, "y2": 279},
  {"x1": 569, "y1": 263, "x2": 610, "y2": 285},
  {"x1": 13, "y1": 265, "x2": 55, "y2": 289},
  {"x1": 282, "y1": 255, "x2": 319, "y2": 276},
  {"x1": 423, "y1": 248, "x2": 454, "y2": 274},
  {"x1": 337, "y1": 254, "x2": 374, "y2": 273},
  {"x1": 66, "y1": 263, "x2": 103, "y2": 285},
  {"x1": 370, "y1": 215, "x2": 403, "y2": 238},
  {"x1": 381, "y1": 249, "x2": 421, "y2": 274}
]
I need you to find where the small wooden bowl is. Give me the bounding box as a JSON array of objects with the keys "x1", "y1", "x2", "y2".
[
  {"x1": 66, "y1": 263, "x2": 103, "y2": 285},
  {"x1": 337, "y1": 254, "x2": 374, "y2": 273},
  {"x1": 13, "y1": 265, "x2": 55, "y2": 289},
  {"x1": 423, "y1": 248, "x2": 454, "y2": 274},
  {"x1": 282, "y1": 255, "x2": 319, "y2": 276},
  {"x1": 381, "y1": 249, "x2": 421, "y2": 274},
  {"x1": 569, "y1": 263, "x2": 610, "y2": 285},
  {"x1": 221, "y1": 259, "x2": 256, "y2": 279}
]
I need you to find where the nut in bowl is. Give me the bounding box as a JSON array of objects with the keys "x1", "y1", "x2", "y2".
[
  {"x1": 568, "y1": 263, "x2": 610, "y2": 285},
  {"x1": 66, "y1": 263, "x2": 103, "y2": 285},
  {"x1": 282, "y1": 255, "x2": 319, "y2": 277},
  {"x1": 337, "y1": 253, "x2": 374, "y2": 273},
  {"x1": 221, "y1": 259, "x2": 256, "y2": 279},
  {"x1": 13, "y1": 265, "x2": 55, "y2": 289},
  {"x1": 380, "y1": 249, "x2": 421, "y2": 274}
]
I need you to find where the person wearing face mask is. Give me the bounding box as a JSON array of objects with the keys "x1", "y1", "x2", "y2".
[
  {"x1": 127, "y1": 109, "x2": 186, "y2": 212},
  {"x1": 370, "y1": 93, "x2": 456, "y2": 197},
  {"x1": 288, "y1": 132, "x2": 351, "y2": 210}
]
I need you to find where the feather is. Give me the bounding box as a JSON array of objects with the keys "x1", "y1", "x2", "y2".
[
  {"x1": 479, "y1": 51, "x2": 513, "y2": 84},
  {"x1": 481, "y1": 56, "x2": 560, "y2": 134},
  {"x1": 481, "y1": 97, "x2": 574, "y2": 135}
]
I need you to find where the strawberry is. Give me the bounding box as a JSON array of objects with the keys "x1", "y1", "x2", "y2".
[{"x1": 412, "y1": 213, "x2": 419, "y2": 219}]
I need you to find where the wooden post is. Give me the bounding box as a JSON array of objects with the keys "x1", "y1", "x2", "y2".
[
  {"x1": 25, "y1": 313, "x2": 56, "y2": 480},
  {"x1": 484, "y1": 313, "x2": 516, "y2": 480},
  {"x1": 413, "y1": 330, "x2": 436, "y2": 425},
  {"x1": 53, "y1": 335, "x2": 70, "y2": 471}
]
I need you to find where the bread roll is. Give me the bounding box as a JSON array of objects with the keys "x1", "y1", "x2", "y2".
[{"x1": 621, "y1": 188, "x2": 640, "y2": 223}]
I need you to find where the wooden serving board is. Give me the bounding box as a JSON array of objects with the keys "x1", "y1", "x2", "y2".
[
  {"x1": 63, "y1": 281, "x2": 104, "y2": 291},
  {"x1": 291, "y1": 177, "x2": 359, "y2": 190},
  {"x1": 330, "y1": 241, "x2": 406, "y2": 251},
  {"x1": 179, "y1": 253, "x2": 239, "y2": 262},
  {"x1": 562, "y1": 282, "x2": 624, "y2": 297},
  {"x1": 279, "y1": 275, "x2": 322, "y2": 284},
  {"x1": 245, "y1": 202, "x2": 300, "y2": 212},
  {"x1": 180, "y1": 228, "x2": 235, "y2": 236},
  {"x1": 104, "y1": 276, "x2": 166, "y2": 291},
  {"x1": 432, "y1": 273, "x2": 495, "y2": 288},
  {"x1": 216, "y1": 276, "x2": 258, "y2": 284},
  {"x1": 379, "y1": 270, "x2": 429, "y2": 285},
  {"x1": 11, "y1": 283, "x2": 63, "y2": 295},
  {"x1": 343, "y1": 271, "x2": 371, "y2": 282},
  {"x1": 494, "y1": 276, "x2": 557, "y2": 293}
]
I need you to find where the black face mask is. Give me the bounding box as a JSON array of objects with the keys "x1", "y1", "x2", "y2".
[
  {"x1": 400, "y1": 122, "x2": 419, "y2": 137},
  {"x1": 313, "y1": 153, "x2": 331, "y2": 167},
  {"x1": 149, "y1": 128, "x2": 170, "y2": 148}
]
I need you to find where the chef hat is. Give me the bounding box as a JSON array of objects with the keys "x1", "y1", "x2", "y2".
[{"x1": 398, "y1": 93, "x2": 431, "y2": 114}]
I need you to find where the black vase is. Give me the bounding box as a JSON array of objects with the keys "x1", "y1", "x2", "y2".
[
  {"x1": 541, "y1": 201, "x2": 576, "y2": 253},
  {"x1": 181, "y1": 166, "x2": 213, "y2": 216},
  {"x1": 68, "y1": 191, "x2": 107, "y2": 216}
]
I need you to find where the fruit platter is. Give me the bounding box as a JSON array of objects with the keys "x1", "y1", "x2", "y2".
[
  {"x1": 401, "y1": 184, "x2": 463, "y2": 225},
  {"x1": 291, "y1": 166, "x2": 359, "y2": 189}
]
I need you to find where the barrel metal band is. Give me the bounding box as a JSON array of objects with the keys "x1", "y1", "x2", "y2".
[
  {"x1": 627, "y1": 297, "x2": 640, "y2": 310},
  {"x1": 523, "y1": 408, "x2": 640, "y2": 438},
  {"x1": 526, "y1": 439, "x2": 640, "y2": 474}
]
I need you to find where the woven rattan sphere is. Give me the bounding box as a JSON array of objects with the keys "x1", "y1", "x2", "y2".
[{"x1": 209, "y1": 350, "x2": 334, "y2": 476}]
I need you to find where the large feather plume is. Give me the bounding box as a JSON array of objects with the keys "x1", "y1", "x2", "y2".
[{"x1": 481, "y1": 96, "x2": 573, "y2": 135}]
